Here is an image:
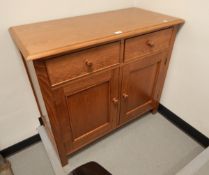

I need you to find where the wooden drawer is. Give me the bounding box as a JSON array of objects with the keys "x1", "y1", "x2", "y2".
[
  {"x1": 46, "y1": 42, "x2": 120, "y2": 86},
  {"x1": 124, "y1": 28, "x2": 173, "y2": 61}
]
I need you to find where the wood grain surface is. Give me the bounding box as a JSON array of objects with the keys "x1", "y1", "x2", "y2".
[
  {"x1": 9, "y1": 8, "x2": 184, "y2": 61},
  {"x1": 45, "y1": 42, "x2": 120, "y2": 86}
]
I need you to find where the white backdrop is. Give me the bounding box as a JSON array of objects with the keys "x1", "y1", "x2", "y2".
[
  {"x1": 0, "y1": 0, "x2": 133, "y2": 149},
  {"x1": 1, "y1": 0, "x2": 209, "y2": 150}
]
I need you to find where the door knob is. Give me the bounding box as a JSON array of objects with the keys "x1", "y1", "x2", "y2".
[
  {"x1": 146, "y1": 40, "x2": 155, "y2": 47},
  {"x1": 85, "y1": 60, "x2": 93, "y2": 68},
  {"x1": 112, "y1": 97, "x2": 119, "y2": 105},
  {"x1": 122, "y1": 93, "x2": 128, "y2": 99}
]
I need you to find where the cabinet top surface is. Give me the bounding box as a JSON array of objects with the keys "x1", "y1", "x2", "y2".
[{"x1": 10, "y1": 8, "x2": 184, "y2": 61}]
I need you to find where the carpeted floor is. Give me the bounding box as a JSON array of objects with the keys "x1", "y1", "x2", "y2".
[{"x1": 8, "y1": 113, "x2": 204, "y2": 175}]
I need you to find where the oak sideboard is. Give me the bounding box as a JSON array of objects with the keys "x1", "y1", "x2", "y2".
[{"x1": 10, "y1": 8, "x2": 184, "y2": 166}]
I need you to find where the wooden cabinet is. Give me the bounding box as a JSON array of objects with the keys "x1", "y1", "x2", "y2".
[{"x1": 10, "y1": 8, "x2": 184, "y2": 166}]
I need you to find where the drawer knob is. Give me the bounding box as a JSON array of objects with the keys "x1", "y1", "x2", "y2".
[
  {"x1": 122, "y1": 93, "x2": 129, "y2": 99},
  {"x1": 147, "y1": 40, "x2": 155, "y2": 47},
  {"x1": 85, "y1": 60, "x2": 93, "y2": 68},
  {"x1": 112, "y1": 97, "x2": 119, "y2": 105}
]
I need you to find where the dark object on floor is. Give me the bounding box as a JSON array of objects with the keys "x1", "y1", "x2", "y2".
[{"x1": 70, "y1": 161, "x2": 112, "y2": 175}]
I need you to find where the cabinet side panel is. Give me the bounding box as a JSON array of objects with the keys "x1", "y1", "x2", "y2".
[
  {"x1": 22, "y1": 57, "x2": 60, "y2": 155},
  {"x1": 26, "y1": 62, "x2": 50, "y2": 124},
  {"x1": 152, "y1": 26, "x2": 179, "y2": 111},
  {"x1": 21, "y1": 54, "x2": 58, "y2": 149},
  {"x1": 33, "y1": 61, "x2": 68, "y2": 166}
]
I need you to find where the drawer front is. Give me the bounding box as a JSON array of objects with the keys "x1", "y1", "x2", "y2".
[
  {"x1": 46, "y1": 42, "x2": 120, "y2": 86},
  {"x1": 124, "y1": 28, "x2": 173, "y2": 61}
]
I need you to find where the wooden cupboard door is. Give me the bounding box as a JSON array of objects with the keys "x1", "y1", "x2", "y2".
[
  {"x1": 59, "y1": 69, "x2": 119, "y2": 153},
  {"x1": 120, "y1": 53, "x2": 166, "y2": 124}
]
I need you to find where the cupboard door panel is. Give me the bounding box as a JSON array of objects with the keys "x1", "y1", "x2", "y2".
[
  {"x1": 58, "y1": 69, "x2": 119, "y2": 153},
  {"x1": 67, "y1": 82, "x2": 109, "y2": 140},
  {"x1": 120, "y1": 53, "x2": 166, "y2": 124},
  {"x1": 127, "y1": 63, "x2": 157, "y2": 110}
]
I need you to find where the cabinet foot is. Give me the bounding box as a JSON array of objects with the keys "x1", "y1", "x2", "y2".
[
  {"x1": 152, "y1": 102, "x2": 159, "y2": 114},
  {"x1": 60, "y1": 156, "x2": 68, "y2": 166}
]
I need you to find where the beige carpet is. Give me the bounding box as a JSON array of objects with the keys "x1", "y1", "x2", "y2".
[{"x1": 8, "y1": 113, "x2": 204, "y2": 175}]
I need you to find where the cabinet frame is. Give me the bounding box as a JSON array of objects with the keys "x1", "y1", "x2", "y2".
[{"x1": 22, "y1": 26, "x2": 179, "y2": 166}]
